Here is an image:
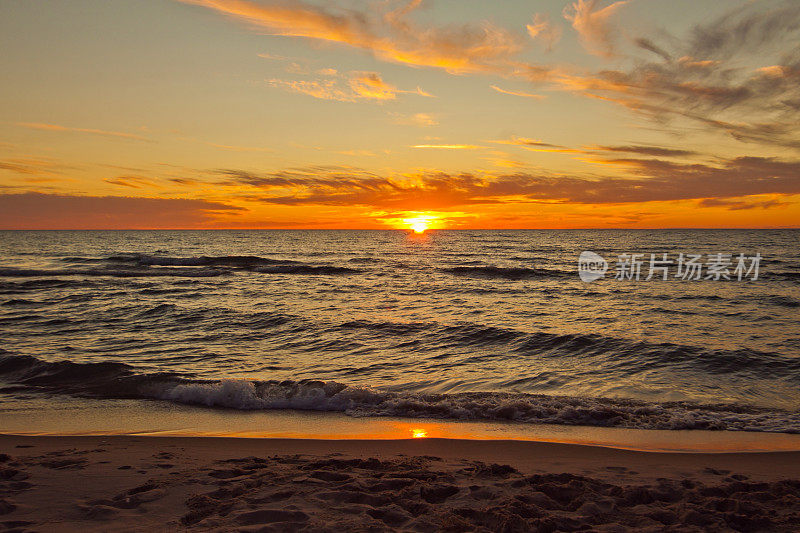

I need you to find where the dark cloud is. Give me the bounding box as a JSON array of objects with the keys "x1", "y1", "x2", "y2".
[
  {"x1": 592, "y1": 145, "x2": 696, "y2": 157},
  {"x1": 0, "y1": 193, "x2": 244, "y2": 229},
  {"x1": 217, "y1": 156, "x2": 800, "y2": 208},
  {"x1": 687, "y1": 2, "x2": 800, "y2": 60},
  {"x1": 0, "y1": 158, "x2": 67, "y2": 177},
  {"x1": 103, "y1": 176, "x2": 161, "y2": 189},
  {"x1": 634, "y1": 38, "x2": 671, "y2": 61},
  {"x1": 698, "y1": 197, "x2": 791, "y2": 210},
  {"x1": 562, "y1": 1, "x2": 800, "y2": 148}
]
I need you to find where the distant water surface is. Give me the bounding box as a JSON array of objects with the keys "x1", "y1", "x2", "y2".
[{"x1": 0, "y1": 230, "x2": 798, "y2": 433}]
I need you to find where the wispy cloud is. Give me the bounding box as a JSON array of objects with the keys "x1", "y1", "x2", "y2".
[
  {"x1": 103, "y1": 176, "x2": 163, "y2": 189},
  {"x1": 211, "y1": 156, "x2": 800, "y2": 209},
  {"x1": 412, "y1": 144, "x2": 483, "y2": 150},
  {"x1": 590, "y1": 145, "x2": 697, "y2": 157},
  {"x1": 18, "y1": 122, "x2": 152, "y2": 142},
  {"x1": 179, "y1": 0, "x2": 800, "y2": 151},
  {"x1": 179, "y1": 0, "x2": 522, "y2": 74},
  {"x1": 269, "y1": 70, "x2": 430, "y2": 102},
  {"x1": 698, "y1": 196, "x2": 790, "y2": 211},
  {"x1": 490, "y1": 137, "x2": 563, "y2": 149},
  {"x1": 526, "y1": 13, "x2": 562, "y2": 51},
  {"x1": 563, "y1": 0, "x2": 629, "y2": 58},
  {"x1": 206, "y1": 142, "x2": 274, "y2": 152},
  {"x1": 490, "y1": 85, "x2": 545, "y2": 99},
  {"x1": 390, "y1": 112, "x2": 438, "y2": 127},
  {"x1": 0, "y1": 157, "x2": 67, "y2": 177},
  {"x1": 556, "y1": 1, "x2": 800, "y2": 148}
]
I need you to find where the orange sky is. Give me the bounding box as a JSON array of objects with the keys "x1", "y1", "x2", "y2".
[{"x1": 1, "y1": 0, "x2": 799, "y2": 229}]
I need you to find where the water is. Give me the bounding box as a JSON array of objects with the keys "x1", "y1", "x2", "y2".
[{"x1": 0, "y1": 230, "x2": 798, "y2": 434}]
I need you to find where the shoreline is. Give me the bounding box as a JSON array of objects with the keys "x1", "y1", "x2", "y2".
[
  {"x1": 5, "y1": 398, "x2": 800, "y2": 454},
  {"x1": 2, "y1": 434, "x2": 800, "y2": 530}
]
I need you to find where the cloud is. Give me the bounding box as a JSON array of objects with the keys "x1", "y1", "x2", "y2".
[
  {"x1": 389, "y1": 112, "x2": 438, "y2": 127},
  {"x1": 17, "y1": 122, "x2": 152, "y2": 142},
  {"x1": 211, "y1": 156, "x2": 800, "y2": 209},
  {"x1": 489, "y1": 137, "x2": 570, "y2": 151},
  {"x1": 0, "y1": 193, "x2": 244, "y2": 229},
  {"x1": 333, "y1": 149, "x2": 376, "y2": 157},
  {"x1": 490, "y1": 85, "x2": 545, "y2": 99},
  {"x1": 179, "y1": 0, "x2": 800, "y2": 151},
  {"x1": 526, "y1": 13, "x2": 562, "y2": 51},
  {"x1": 269, "y1": 70, "x2": 430, "y2": 101},
  {"x1": 103, "y1": 176, "x2": 162, "y2": 189},
  {"x1": 492, "y1": 138, "x2": 697, "y2": 158},
  {"x1": 412, "y1": 144, "x2": 482, "y2": 150},
  {"x1": 483, "y1": 151, "x2": 525, "y2": 168},
  {"x1": 268, "y1": 78, "x2": 353, "y2": 101},
  {"x1": 490, "y1": 137, "x2": 558, "y2": 148},
  {"x1": 698, "y1": 197, "x2": 790, "y2": 210},
  {"x1": 0, "y1": 158, "x2": 67, "y2": 177},
  {"x1": 634, "y1": 38, "x2": 671, "y2": 61},
  {"x1": 206, "y1": 142, "x2": 274, "y2": 152},
  {"x1": 563, "y1": 0, "x2": 629, "y2": 58},
  {"x1": 556, "y1": 2, "x2": 800, "y2": 148},
  {"x1": 348, "y1": 71, "x2": 403, "y2": 100},
  {"x1": 590, "y1": 145, "x2": 697, "y2": 157},
  {"x1": 179, "y1": 0, "x2": 523, "y2": 74}
]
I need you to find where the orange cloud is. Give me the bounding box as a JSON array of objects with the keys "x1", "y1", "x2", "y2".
[
  {"x1": 389, "y1": 112, "x2": 438, "y2": 127},
  {"x1": 563, "y1": 0, "x2": 629, "y2": 58},
  {"x1": 178, "y1": 0, "x2": 522, "y2": 73},
  {"x1": 205, "y1": 142, "x2": 274, "y2": 152},
  {"x1": 269, "y1": 71, "x2": 429, "y2": 101},
  {"x1": 0, "y1": 158, "x2": 68, "y2": 177},
  {"x1": 412, "y1": 144, "x2": 482, "y2": 150},
  {"x1": 526, "y1": 13, "x2": 562, "y2": 51},
  {"x1": 490, "y1": 85, "x2": 545, "y2": 99},
  {"x1": 213, "y1": 155, "x2": 800, "y2": 209},
  {"x1": 17, "y1": 122, "x2": 151, "y2": 142},
  {"x1": 103, "y1": 176, "x2": 163, "y2": 189}
]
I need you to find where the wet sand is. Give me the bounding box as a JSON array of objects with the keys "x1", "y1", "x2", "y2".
[{"x1": 2, "y1": 434, "x2": 800, "y2": 531}]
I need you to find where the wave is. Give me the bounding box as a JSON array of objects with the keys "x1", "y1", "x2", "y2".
[
  {"x1": 2, "y1": 352, "x2": 799, "y2": 433},
  {"x1": 770, "y1": 271, "x2": 800, "y2": 282},
  {"x1": 0, "y1": 267, "x2": 227, "y2": 278},
  {"x1": 64, "y1": 253, "x2": 298, "y2": 268},
  {"x1": 120, "y1": 254, "x2": 299, "y2": 268},
  {"x1": 440, "y1": 266, "x2": 572, "y2": 280},
  {"x1": 1, "y1": 298, "x2": 37, "y2": 306},
  {"x1": 19, "y1": 254, "x2": 361, "y2": 277},
  {"x1": 254, "y1": 265, "x2": 360, "y2": 275}
]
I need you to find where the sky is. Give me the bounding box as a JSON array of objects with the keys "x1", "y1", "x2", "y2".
[{"x1": 1, "y1": 0, "x2": 799, "y2": 229}]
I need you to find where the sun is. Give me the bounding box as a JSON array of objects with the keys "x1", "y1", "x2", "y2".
[
  {"x1": 403, "y1": 215, "x2": 436, "y2": 234},
  {"x1": 410, "y1": 220, "x2": 428, "y2": 234}
]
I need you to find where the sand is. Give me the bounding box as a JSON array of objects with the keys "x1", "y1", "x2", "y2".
[{"x1": 1, "y1": 435, "x2": 800, "y2": 531}]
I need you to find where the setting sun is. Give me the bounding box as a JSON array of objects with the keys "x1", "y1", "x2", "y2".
[
  {"x1": 411, "y1": 220, "x2": 428, "y2": 234},
  {"x1": 402, "y1": 214, "x2": 440, "y2": 234}
]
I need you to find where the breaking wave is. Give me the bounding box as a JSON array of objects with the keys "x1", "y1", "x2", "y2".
[{"x1": 2, "y1": 352, "x2": 799, "y2": 434}]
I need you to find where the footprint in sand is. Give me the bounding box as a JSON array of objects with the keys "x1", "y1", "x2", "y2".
[
  {"x1": 234, "y1": 509, "x2": 309, "y2": 526},
  {"x1": 38, "y1": 458, "x2": 88, "y2": 470}
]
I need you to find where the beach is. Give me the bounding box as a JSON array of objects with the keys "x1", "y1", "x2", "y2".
[
  {"x1": 2, "y1": 434, "x2": 800, "y2": 531},
  {"x1": 1, "y1": 229, "x2": 799, "y2": 529},
  {"x1": 4, "y1": 0, "x2": 800, "y2": 528}
]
